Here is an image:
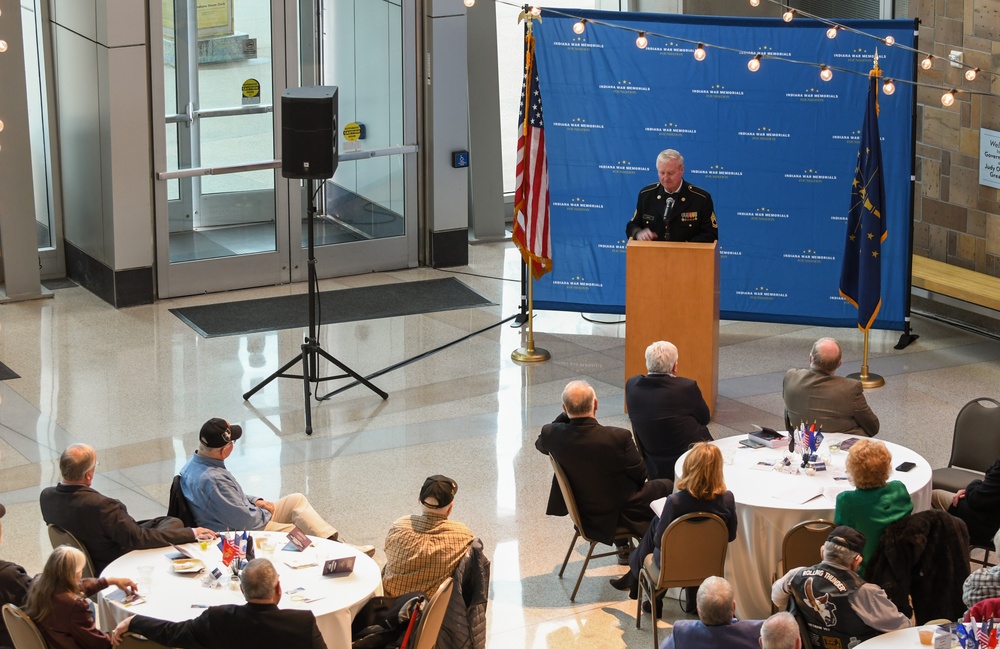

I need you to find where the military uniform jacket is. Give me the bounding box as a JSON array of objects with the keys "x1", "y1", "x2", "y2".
[{"x1": 626, "y1": 180, "x2": 717, "y2": 242}]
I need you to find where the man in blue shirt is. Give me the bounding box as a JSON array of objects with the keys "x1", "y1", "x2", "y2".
[
  {"x1": 663, "y1": 576, "x2": 763, "y2": 649},
  {"x1": 180, "y1": 418, "x2": 338, "y2": 539}
]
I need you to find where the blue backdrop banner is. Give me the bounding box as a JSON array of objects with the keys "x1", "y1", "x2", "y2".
[{"x1": 529, "y1": 11, "x2": 916, "y2": 330}]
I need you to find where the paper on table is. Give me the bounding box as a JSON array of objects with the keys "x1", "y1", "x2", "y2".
[
  {"x1": 284, "y1": 555, "x2": 318, "y2": 569},
  {"x1": 106, "y1": 590, "x2": 147, "y2": 607},
  {"x1": 822, "y1": 484, "x2": 851, "y2": 501},
  {"x1": 650, "y1": 496, "x2": 667, "y2": 518},
  {"x1": 770, "y1": 487, "x2": 824, "y2": 505}
]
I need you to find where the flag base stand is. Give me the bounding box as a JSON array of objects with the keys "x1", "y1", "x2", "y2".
[
  {"x1": 847, "y1": 328, "x2": 884, "y2": 389},
  {"x1": 512, "y1": 346, "x2": 550, "y2": 363},
  {"x1": 510, "y1": 263, "x2": 550, "y2": 363},
  {"x1": 846, "y1": 371, "x2": 885, "y2": 389}
]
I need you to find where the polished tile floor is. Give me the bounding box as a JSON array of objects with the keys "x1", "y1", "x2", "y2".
[{"x1": 2, "y1": 241, "x2": 999, "y2": 647}]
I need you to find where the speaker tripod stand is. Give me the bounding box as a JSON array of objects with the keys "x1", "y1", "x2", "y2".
[{"x1": 242, "y1": 179, "x2": 387, "y2": 435}]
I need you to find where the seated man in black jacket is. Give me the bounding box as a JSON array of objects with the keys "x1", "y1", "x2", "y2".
[
  {"x1": 536, "y1": 380, "x2": 673, "y2": 562},
  {"x1": 1, "y1": 503, "x2": 33, "y2": 649},
  {"x1": 40, "y1": 443, "x2": 216, "y2": 575},
  {"x1": 931, "y1": 457, "x2": 1000, "y2": 545},
  {"x1": 626, "y1": 340, "x2": 712, "y2": 480},
  {"x1": 111, "y1": 558, "x2": 326, "y2": 649}
]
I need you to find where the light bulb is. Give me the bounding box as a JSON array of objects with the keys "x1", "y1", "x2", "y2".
[
  {"x1": 820, "y1": 66, "x2": 833, "y2": 81},
  {"x1": 884, "y1": 35, "x2": 895, "y2": 46},
  {"x1": 694, "y1": 43, "x2": 706, "y2": 61},
  {"x1": 636, "y1": 33, "x2": 648, "y2": 49},
  {"x1": 748, "y1": 55, "x2": 761, "y2": 72},
  {"x1": 826, "y1": 26, "x2": 839, "y2": 39},
  {"x1": 530, "y1": 6, "x2": 541, "y2": 17},
  {"x1": 941, "y1": 90, "x2": 955, "y2": 107},
  {"x1": 920, "y1": 55, "x2": 933, "y2": 70},
  {"x1": 750, "y1": 0, "x2": 760, "y2": 5},
  {"x1": 0, "y1": 119, "x2": 4, "y2": 132},
  {"x1": 782, "y1": 9, "x2": 795, "y2": 22},
  {"x1": 0, "y1": 40, "x2": 8, "y2": 53},
  {"x1": 463, "y1": 0, "x2": 474, "y2": 6},
  {"x1": 965, "y1": 67, "x2": 979, "y2": 81},
  {"x1": 882, "y1": 79, "x2": 895, "y2": 95},
  {"x1": 573, "y1": 20, "x2": 585, "y2": 34}
]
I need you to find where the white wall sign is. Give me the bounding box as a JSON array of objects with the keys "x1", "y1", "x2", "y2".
[{"x1": 981, "y1": 127, "x2": 1000, "y2": 190}]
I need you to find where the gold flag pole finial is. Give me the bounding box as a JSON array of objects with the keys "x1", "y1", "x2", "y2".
[
  {"x1": 870, "y1": 48, "x2": 882, "y2": 77},
  {"x1": 518, "y1": 5, "x2": 541, "y2": 26}
]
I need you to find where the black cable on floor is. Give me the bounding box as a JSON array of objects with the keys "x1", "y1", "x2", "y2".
[
  {"x1": 581, "y1": 313, "x2": 625, "y2": 325},
  {"x1": 436, "y1": 268, "x2": 519, "y2": 283},
  {"x1": 316, "y1": 313, "x2": 519, "y2": 400}
]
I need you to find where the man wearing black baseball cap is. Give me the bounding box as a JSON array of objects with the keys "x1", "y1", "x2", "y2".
[
  {"x1": 382, "y1": 475, "x2": 476, "y2": 598},
  {"x1": 180, "y1": 418, "x2": 344, "y2": 544},
  {"x1": 771, "y1": 525, "x2": 910, "y2": 649}
]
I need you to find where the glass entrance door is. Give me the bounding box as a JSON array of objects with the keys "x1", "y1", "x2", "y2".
[
  {"x1": 152, "y1": 0, "x2": 289, "y2": 298},
  {"x1": 299, "y1": 0, "x2": 418, "y2": 280},
  {"x1": 151, "y1": 0, "x2": 418, "y2": 297}
]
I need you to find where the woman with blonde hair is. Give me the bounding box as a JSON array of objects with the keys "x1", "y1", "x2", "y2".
[
  {"x1": 611, "y1": 442, "x2": 737, "y2": 615},
  {"x1": 23, "y1": 545, "x2": 137, "y2": 649},
  {"x1": 835, "y1": 438, "x2": 912, "y2": 575}
]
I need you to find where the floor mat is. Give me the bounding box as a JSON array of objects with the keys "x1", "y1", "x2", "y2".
[{"x1": 169, "y1": 277, "x2": 495, "y2": 338}]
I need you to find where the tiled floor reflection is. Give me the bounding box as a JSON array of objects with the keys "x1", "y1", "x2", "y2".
[{"x1": 2, "y1": 240, "x2": 999, "y2": 647}]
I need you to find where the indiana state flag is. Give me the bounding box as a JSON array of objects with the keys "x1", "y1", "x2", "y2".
[{"x1": 840, "y1": 74, "x2": 887, "y2": 331}]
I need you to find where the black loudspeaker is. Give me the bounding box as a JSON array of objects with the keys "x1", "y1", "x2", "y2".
[{"x1": 281, "y1": 86, "x2": 338, "y2": 180}]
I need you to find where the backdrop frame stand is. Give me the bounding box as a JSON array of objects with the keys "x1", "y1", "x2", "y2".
[
  {"x1": 511, "y1": 260, "x2": 529, "y2": 327},
  {"x1": 243, "y1": 179, "x2": 388, "y2": 434}
]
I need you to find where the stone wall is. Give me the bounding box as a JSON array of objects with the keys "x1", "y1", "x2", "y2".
[{"x1": 912, "y1": 0, "x2": 1000, "y2": 274}]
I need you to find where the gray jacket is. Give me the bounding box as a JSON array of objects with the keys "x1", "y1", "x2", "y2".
[{"x1": 437, "y1": 538, "x2": 490, "y2": 649}]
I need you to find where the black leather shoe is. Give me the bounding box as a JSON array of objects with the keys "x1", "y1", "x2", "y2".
[
  {"x1": 609, "y1": 573, "x2": 635, "y2": 591},
  {"x1": 642, "y1": 597, "x2": 664, "y2": 618}
]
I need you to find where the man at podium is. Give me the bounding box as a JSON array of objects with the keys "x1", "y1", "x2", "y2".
[{"x1": 626, "y1": 149, "x2": 717, "y2": 243}]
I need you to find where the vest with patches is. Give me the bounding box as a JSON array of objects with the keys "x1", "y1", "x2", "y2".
[{"x1": 788, "y1": 562, "x2": 876, "y2": 649}]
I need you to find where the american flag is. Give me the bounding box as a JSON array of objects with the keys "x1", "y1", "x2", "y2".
[
  {"x1": 977, "y1": 619, "x2": 992, "y2": 648},
  {"x1": 513, "y1": 29, "x2": 553, "y2": 280}
]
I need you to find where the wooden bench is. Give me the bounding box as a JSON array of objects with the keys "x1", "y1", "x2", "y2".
[{"x1": 911, "y1": 255, "x2": 1000, "y2": 312}]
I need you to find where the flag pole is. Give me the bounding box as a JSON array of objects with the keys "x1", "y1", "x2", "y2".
[
  {"x1": 845, "y1": 51, "x2": 885, "y2": 390},
  {"x1": 847, "y1": 329, "x2": 884, "y2": 388},
  {"x1": 511, "y1": 270, "x2": 550, "y2": 362},
  {"x1": 511, "y1": 9, "x2": 549, "y2": 363}
]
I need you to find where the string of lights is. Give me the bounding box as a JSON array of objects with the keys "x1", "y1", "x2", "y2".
[
  {"x1": 477, "y1": 0, "x2": 998, "y2": 107},
  {"x1": 753, "y1": 0, "x2": 996, "y2": 83}
]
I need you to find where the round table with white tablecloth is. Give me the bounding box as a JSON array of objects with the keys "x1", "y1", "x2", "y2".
[
  {"x1": 854, "y1": 624, "x2": 947, "y2": 649},
  {"x1": 674, "y1": 433, "x2": 932, "y2": 620},
  {"x1": 97, "y1": 531, "x2": 382, "y2": 648}
]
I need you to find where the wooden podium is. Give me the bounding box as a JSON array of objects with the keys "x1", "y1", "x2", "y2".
[{"x1": 625, "y1": 240, "x2": 720, "y2": 414}]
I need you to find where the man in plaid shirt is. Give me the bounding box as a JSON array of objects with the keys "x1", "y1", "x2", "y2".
[
  {"x1": 382, "y1": 475, "x2": 474, "y2": 597},
  {"x1": 964, "y1": 528, "x2": 1000, "y2": 608}
]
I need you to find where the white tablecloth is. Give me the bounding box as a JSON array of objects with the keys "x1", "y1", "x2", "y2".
[
  {"x1": 854, "y1": 625, "x2": 939, "y2": 648},
  {"x1": 97, "y1": 531, "x2": 382, "y2": 648},
  {"x1": 674, "y1": 433, "x2": 932, "y2": 620}
]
